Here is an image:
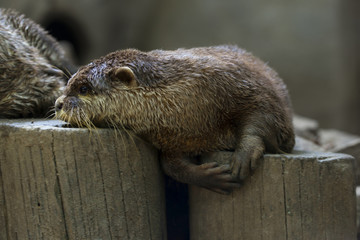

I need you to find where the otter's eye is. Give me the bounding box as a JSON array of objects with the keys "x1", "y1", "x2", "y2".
[{"x1": 79, "y1": 85, "x2": 89, "y2": 95}]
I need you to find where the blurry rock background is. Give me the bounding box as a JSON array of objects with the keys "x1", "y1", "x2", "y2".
[{"x1": 1, "y1": 0, "x2": 360, "y2": 135}]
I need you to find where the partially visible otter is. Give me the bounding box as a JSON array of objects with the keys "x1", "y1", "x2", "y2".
[
  {"x1": 55, "y1": 45, "x2": 295, "y2": 194},
  {"x1": 0, "y1": 8, "x2": 74, "y2": 118}
]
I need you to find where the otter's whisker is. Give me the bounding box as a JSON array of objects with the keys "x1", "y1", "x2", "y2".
[
  {"x1": 108, "y1": 118, "x2": 129, "y2": 159},
  {"x1": 120, "y1": 123, "x2": 136, "y2": 147},
  {"x1": 61, "y1": 66, "x2": 72, "y2": 79},
  {"x1": 45, "y1": 106, "x2": 56, "y2": 119},
  {"x1": 68, "y1": 108, "x2": 76, "y2": 127},
  {"x1": 47, "y1": 112, "x2": 56, "y2": 120}
]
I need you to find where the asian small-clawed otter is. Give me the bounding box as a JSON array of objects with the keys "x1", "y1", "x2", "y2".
[
  {"x1": 55, "y1": 45, "x2": 295, "y2": 194},
  {"x1": 0, "y1": 8, "x2": 74, "y2": 118}
]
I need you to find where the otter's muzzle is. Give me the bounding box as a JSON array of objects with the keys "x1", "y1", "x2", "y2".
[
  {"x1": 55, "y1": 95, "x2": 81, "y2": 114},
  {"x1": 55, "y1": 96, "x2": 65, "y2": 113}
]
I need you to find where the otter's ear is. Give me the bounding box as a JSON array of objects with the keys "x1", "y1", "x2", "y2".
[{"x1": 110, "y1": 66, "x2": 138, "y2": 87}]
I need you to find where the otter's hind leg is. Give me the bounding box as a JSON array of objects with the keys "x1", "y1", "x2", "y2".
[
  {"x1": 231, "y1": 134, "x2": 265, "y2": 181},
  {"x1": 161, "y1": 152, "x2": 241, "y2": 194}
]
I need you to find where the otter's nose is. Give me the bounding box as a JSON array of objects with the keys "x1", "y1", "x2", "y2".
[{"x1": 55, "y1": 97, "x2": 64, "y2": 112}]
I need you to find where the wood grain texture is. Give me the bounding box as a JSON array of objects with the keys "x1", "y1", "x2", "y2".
[
  {"x1": 189, "y1": 151, "x2": 356, "y2": 240},
  {"x1": 0, "y1": 119, "x2": 166, "y2": 240}
]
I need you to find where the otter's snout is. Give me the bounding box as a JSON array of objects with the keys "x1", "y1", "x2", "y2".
[
  {"x1": 55, "y1": 96, "x2": 64, "y2": 112},
  {"x1": 55, "y1": 95, "x2": 81, "y2": 114}
]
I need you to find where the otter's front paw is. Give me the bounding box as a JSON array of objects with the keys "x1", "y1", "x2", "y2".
[
  {"x1": 231, "y1": 148, "x2": 264, "y2": 181},
  {"x1": 195, "y1": 162, "x2": 241, "y2": 194}
]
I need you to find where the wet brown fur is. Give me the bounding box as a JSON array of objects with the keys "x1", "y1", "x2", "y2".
[
  {"x1": 0, "y1": 8, "x2": 73, "y2": 118},
  {"x1": 55, "y1": 45, "x2": 295, "y2": 194}
]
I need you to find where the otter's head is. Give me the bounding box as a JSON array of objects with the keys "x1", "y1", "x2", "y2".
[
  {"x1": 55, "y1": 62, "x2": 139, "y2": 128},
  {"x1": 0, "y1": 59, "x2": 67, "y2": 118}
]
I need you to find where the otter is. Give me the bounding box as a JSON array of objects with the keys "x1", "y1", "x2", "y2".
[
  {"x1": 0, "y1": 8, "x2": 74, "y2": 118},
  {"x1": 55, "y1": 45, "x2": 295, "y2": 194}
]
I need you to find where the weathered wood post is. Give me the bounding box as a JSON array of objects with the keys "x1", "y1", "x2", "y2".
[
  {"x1": 0, "y1": 119, "x2": 166, "y2": 240},
  {"x1": 190, "y1": 151, "x2": 356, "y2": 240}
]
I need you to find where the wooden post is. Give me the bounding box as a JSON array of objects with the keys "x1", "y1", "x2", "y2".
[
  {"x1": 189, "y1": 151, "x2": 356, "y2": 240},
  {"x1": 0, "y1": 119, "x2": 166, "y2": 240}
]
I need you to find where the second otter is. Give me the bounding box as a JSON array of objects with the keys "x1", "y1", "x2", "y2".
[
  {"x1": 0, "y1": 8, "x2": 74, "y2": 118},
  {"x1": 55, "y1": 45, "x2": 295, "y2": 194}
]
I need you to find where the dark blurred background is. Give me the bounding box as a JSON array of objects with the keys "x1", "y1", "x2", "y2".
[{"x1": 2, "y1": 0, "x2": 360, "y2": 134}]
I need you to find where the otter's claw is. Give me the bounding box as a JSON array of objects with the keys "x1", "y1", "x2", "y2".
[
  {"x1": 195, "y1": 162, "x2": 241, "y2": 194},
  {"x1": 231, "y1": 148, "x2": 264, "y2": 181}
]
